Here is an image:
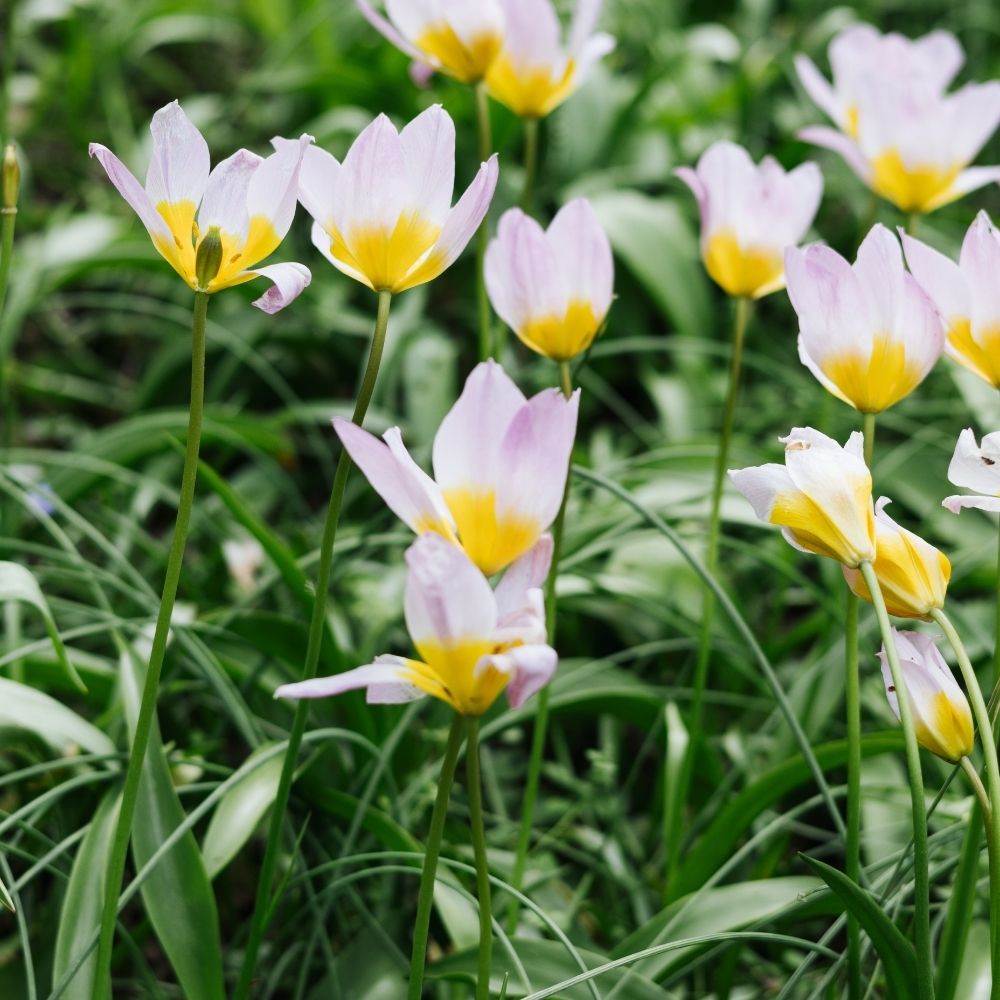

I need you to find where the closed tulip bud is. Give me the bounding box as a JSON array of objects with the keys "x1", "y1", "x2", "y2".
[
  {"x1": 879, "y1": 630, "x2": 974, "y2": 763},
  {"x1": 2, "y1": 145, "x2": 19, "y2": 211},
  {"x1": 942, "y1": 428, "x2": 1000, "y2": 514},
  {"x1": 843, "y1": 498, "x2": 950, "y2": 619},
  {"x1": 729, "y1": 427, "x2": 876, "y2": 567},
  {"x1": 194, "y1": 226, "x2": 224, "y2": 290}
]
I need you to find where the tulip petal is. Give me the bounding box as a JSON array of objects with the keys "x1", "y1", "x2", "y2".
[
  {"x1": 198, "y1": 149, "x2": 262, "y2": 240},
  {"x1": 296, "y1": 145, "x2": 341, "y2": 230},
  {"x1": 477, "y1": 643, "x2": 558, "y2": 709},
  {"x1": 249, "y1": 134, "x2": 312, "y2": 243},
  {"x1": 274, "y1": 656, "x2": 424, "y2": 704},
  {"x1": 334, "y1": 114, "x2": 408, "y2": 235},
  {"x1": 145, "y1": 101, "x2": 211, "y2": 210},
  {"x1": 310, "y1": 219, "x2": 370, "y2": 286},
  {"x1": 947, "y1": 427, "x2": 1000, "y2": 496},
  {"x1": 901, "y1": 230, "x2": 968, "y2": 324},
  {"x1": 399, "y1": 105, "x2": 455, "y2": 225},
  {"x1": 495, "y1": 534, "x2": 554, "y2": 621},
  {"x1": 88, "y1": 143, "x2": 172, "y2": 242},
  {"x1": 546, "y1": 198, "x2": 614, "y2": 318},
  {"x1": 793, "y1": 54, "x2": 842, "y2": 125},
  {"x1": 247, "y1": 262, "x2": 311, "y2": 314},
  {"x1": 933, "y1": 166, "x2": 1000, "y2": 210},
  {"x1": 943, "y1": 495, "x2": 1000, "y2": 514},
  {"x1": 798, "y1": 126, "x2": 871, "y2": 183},
  {"x1": 357, "y1": 0, "x2": 426, "y2": 62},
  {"x1": 728, "y1": 463, "x2": 797, "y2": 524}
]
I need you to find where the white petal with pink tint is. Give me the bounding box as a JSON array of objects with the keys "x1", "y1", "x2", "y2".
[
  {"x1": 274, "y1": 656, "x2": 423, "y2": 704},
  {"x1": 88, "y1": 144, "x2": 171, "y2": 241},
  {"x1": 145, "y1": 101, "x2": 210, "y2": 209},
  {"x1": 399, "y1": 105, "x2": 455, "y2": 225},
  {"x1": 479, "y1": 644, "x2": 558, "y2": 709},
  {"x1": 248, "y1": 263, "x2": 311, "y2": 314}
]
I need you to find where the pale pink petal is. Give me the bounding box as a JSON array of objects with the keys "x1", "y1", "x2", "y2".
[
  {"x1": 945, "y1": 82, "x2": 1000, "y2": 166},
  {"x1": 798, "y1": 126, "x2": 871, "y2": 183},
  {"x1": 498, "y1": 0, "x2": 563, "y2": 70},
  {"x1": 898, "y1": 272, "x2": 945, "y2": 379},
  {"x1": 937, "y1": 167, "x2": 1000, "y2": 209},
  {"x1": 310, "y1": 220, "x2": 370, "y2": 286},
  {"x1": 947, "y1": 427, "x2": 1000, "y2": 495},
  {"x1": 572, "y1": 31, "x2": 615, "y2": 83},
  {"x1": 961, "y1": 212, "x2": 1000, "y2": 333},
  {"x1": 385, "y1": 0, "x2": 438, "y2": 43},
  {"x1": 777, "y1": 161, "x2": 824, "y2": 245},
  {"x1": 692, "y1": 141, "x2": 758, "y2": 242},
  {"x1": 248, "y1": 134, "x2": 312, "y2": 242},
  {"x1": 357, "y1": 0, "x2": 426, "y2": 62},
  {"x1": 673, "y1": 166, "x2": 707, "y2": 223},
  {"x1": 88, "y1": 143, "x2": 171, "y2": 241},
  {"x1": 334, "y1": 114, "x2": 408, "y2": 235},
  {"x1": 274, "y1": 656, "x2": 423, "y2": 703},
  {"x1": 854, "y1": 224, "x2": 906, "y2": 336},
  {"x1": 478, "y1": 644, "x2": 557, "y2": 709},
  {"x1": 410, "y1": 62, "x2": 437, "y2": 87},
  {"x1": 247, "y1": 262, "x2": 311, "y2": 314},
  {"x1": 912, "y1": 31, "x2": 964, "y2": 91},
  {"x1": 943, "y1": 495, "x2": 1000, "y2": 514},
  {"x1": 495, "y1": 535, "x2": 554, "y2": 621},
  {"x1": 794, "y1": 54, "x2": 841, "y2": 124},
  {"x1": 145, "y1": 100, "x2": 210, "y2": 209},
  {"x1": 198, "y1": 149, "x2": 261, "y2": 239},
  {"x1": 399, "y1": 105, "x2": 455, "y2": 225},
  {"x1": 728, "y1": 463, "x2": 796, "y2": 523},
  {"x1": 567, "y1": 0, "x2": 602, "y2": 54},
  {"x1": 546, "y1": 198, "x2": 614, "y2": 319},
  {"x1": 901, "y1": 230, "x2": 968, "y2": 324},
  {"x1": 295, "y1": 145, "x2": 341, "y2": 230}
]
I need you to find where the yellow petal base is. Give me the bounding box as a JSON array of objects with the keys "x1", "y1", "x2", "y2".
[
  {"x1": 871, "y1": 149, "x2": 960, "y2": 214},
  {"x1": 329, "y1": 213, "x2": 443, "y2": 292},
  {"x1": 704, "y1": 230, "x2": 783, "y2": 299},
  {"x1": 771, "y1": 487, "x2": 875, "y2": 566},
  {"x1": 819, "y1": 337, "x2": 923, "y2": 413},
  {"x1": 416, "y1": 25, "x2": 502, "y2": 83},
  {"x1": 404, "y1": 639, "x2": 512, "y2": 715},
  {"x1": 486, "y1": 53, "x2": 576, "y2": 119},
  {"x1": 947, "y1": 318, "x2": 1000, "y2": 388},
  {"x1": 442, "y1": 488, "x2": 540, "y2": 577},
  {"x1": 518, "y1": 300, "x2": 602, "y2": 360}
]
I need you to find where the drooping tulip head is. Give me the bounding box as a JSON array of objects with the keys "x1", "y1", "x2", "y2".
[
  {"x1": 842, "y1": 498, "x2": 950, "y2": 619},
  {"x1": 729, "y1": 427, "x2": 876, "y2": 567},
  {"x1": 943, "y1": 428, "x2": 1000, "y2": 514},
  {"x1": 879, "y1": 629, "x2": 974, "y2": 763},
  {"x1": 786, "y1": 224, "x2": 944, "y2": 414},
  {"x1": 903, "y1": 212, "x2": 1000, "y2": 388},
  {"x1": 484, "y1": 0, "x2": 615, "y2": 119},
  {"x1": 89, "y1": 101, "x2": 312, "y2": 312},
  {"x1": 335, "y1": 360, "x2": 579, "y2": 576},
  {"x1": 485, "y1": 199, "x2": 613, "y2": 360},
  {"x1": 275, "y1": 533, "x2": 558, "y2": 715},
  {"x1": 296, "y1": 106, "x2": 498, "y2": 294},
  {"x1": 674, "y1": 141, "x2": 823, "y2": 300},
  {"x1": 356, "y1": 0, "x2": 505, "y2": 84}
]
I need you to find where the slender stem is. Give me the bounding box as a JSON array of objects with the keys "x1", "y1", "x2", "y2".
[
  {"x1": 862, "y1": 412, "x2": 875, "y2": 468},
  {"x1": 960, "y1": 757, "x2": 992, "y2": 823},
  {"x1": 860, "y1": 560, "x2": 933, "y2": 1000},
  {"x1": 931, "y1": 606, "x2": 1000, "y2": 998},
  {"x1": 844, "y1": 588, "x2": 862, "y2": 999},
  {"x1": 506, "y1": 358, "x2": 573, "y2": 934},
  {"x1": 0, "y1": 175, "x2": 16, "y2": 453},
  {"x1": 906, "y1": 213, "x2": 920, "y2": 237},
  {"x1": 994, "y1": 519, "x2": 1000, "y2": 691},
  {"x1": 520, "y1": 117, "x2": 539, "y2": 214},
  {"x1": 668, "y1": 295, "x2": 750, "y2": 888},
  {"x1": 466, "y1": 717, "x2": 492, "y2": 1000},
  {"x1": 233, "y1": 290, "x2": 393, "y2": 1000},
  {"x1": 408, "y1": 715, "x2": 466, "y2": 1000},
  {"x1": 0, "y1": 0, "x2": 14, "y2": 148},
  {"x1": 474, "y1": 82, "x2": 494, "y2": 362},
  {"x1": 92, "y1": 290, "x2": 210, "y2": 1000},
  {"x1": 936, "y1": 806, "x2": 983, "y2": 1000}
]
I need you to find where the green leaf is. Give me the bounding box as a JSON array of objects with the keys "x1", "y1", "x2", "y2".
[
  {"x1": 801, "y1": 855, "x2": 919, "y2": 997},
  {"x1": 52, "y1": 790, "x2": 122, "y2": 999},
  {"x1": 0, "y1": 676, "x2": 113, "y2": 756},
  {"x1": 202, "y1": 744, "x2": 284, "y2": 879},
  {"x1": 0, "y1": 561, "x2": 86, "y2": 691},
  {"x1": 119, "y1": 643, "x2": 225, "y2": 1000}
]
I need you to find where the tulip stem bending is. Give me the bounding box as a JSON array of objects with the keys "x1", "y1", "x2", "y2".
[
  {"x1": 93, "y1": 290, "x2": 210, "y2": 1000},
  {"x1": 408, "y1": 714, "x2": 466, "y2": 1000},
  {"x1": 506, "y1": 359, "x2": 574, "y2": 934},
  {"x1": 234, "y1": 290, "x2": 393, "y2": 1000},
  {"x1": 860, "y1": 560, "x2": 933, "y2": 1000},
  {"x1": 466, "y1": 717, "x2": 493, "y2": 1000},
  {"x1": 931, "y1": 606, "x2": 1000, "y2": 995},
  {"x1": 959, "y1": 757, "x2": 991, "y2": 822},
  {"x1": 474, "y1": 82, "x2": 494, "y2": 362}
]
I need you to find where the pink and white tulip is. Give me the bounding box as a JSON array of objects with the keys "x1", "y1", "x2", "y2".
[
  {"x1": 89, "y1": 101, "x2": 312, "y2": 312},
  {"x1": 296, "y1": 106, "x2": 498, "y2": 294},
  {"x1": 485, "y1": 0, "x2": 614, "y2": 118},
  {"x1": 943, "y1": 428, "x2": 1000, "y2": 514},
  {"x1": 335, "y1": 360, "x2": 579, "y2": 576},
  {"x1": 903, "y1": 212, "x2": 1000, "y2": 388},
  {"x1": 674, "y1": 141, "x2": 823, "y2": 300},
  {"x1": 485, "y1": 198, "x2": 613, "y2": 360},
  {"x1": 357, "y1": 0, "x2": 505, "y2": 83},
  {"x1": 786, "y1": 224, "x2": 944, "y2": 413},
  {"x1": 275, "y1": 533, "x2": 557, "y2": 715}
]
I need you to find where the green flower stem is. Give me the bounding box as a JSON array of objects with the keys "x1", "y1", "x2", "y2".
[
  {"x1": 862, "y1": 412, "x2": 875, "y2": 467},
  {"x1": 506, "y1": 358, "x2": 573, "y2": 934},
  {"x1": 994, "y1": 520, "x2": 1000, "y2": 691},
  {"x1": 959, "y1": 757, "x2": 991, "y2": 821},
  {"x1": 234, "y1": 289, "x2": 392, "y2": 1000},
  {"x1": 466, "y1": 717, "x2": 492, "y2": 1000},
  {"x1": 408, "y1": 714, "x2": 466, "y2": 1000},
  {"x1": 859, "y1": 560, "x2": 933, "y2": 1000},
  {"x1": 936, "y1": 807, "x2": 983, "y2": 1000},
  {"x1": 668, "y1": 295, "x2": 750, "y2": 888},
  {"x1": 931, "y1": 606, "x2": 1000, "y2": 997},
  {"x1": 92, "y1": 290, "x2": 210, "y2": 1000},
  {"x1": 474, "y1": 82, "x2": 494, "y2": 362},
  {"x1": 520, "y1": 117, "x2": 539, "y2": 214}
]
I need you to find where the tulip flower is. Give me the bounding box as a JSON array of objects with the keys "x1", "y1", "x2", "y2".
[
  {"x1": 786, "y1": 224, "x2": 944, "y2": 414},
  {"x1": 484, "y1": 0, "x2": 615, "y2": 119},
  {"x1": 335, "y1": 360, "x2": 579, "y2": 576},
  {"x1": 674, "y1": 141, "x2": 823, "y2": 300},
  {"x1": 295, "y1": 106, "x2": 498, "y2": 294},
  {"x1": 843, "y1": 498, "x2": 950, "y2": 619},
  {"x1": 729, "y1": 427, "x2": 876, "y2": 567},
  {"x1": 795, "y1": 24, "x2": 964, "y2": 139},
  {"x1": 942, "y1": 428, "x2": 1000, "y2": 514},
  {"x1": 797, "y1": 28, "x2": 1000, "y2": 214},
  {"x1": 903, "y1": 212, "x2": 1000, "y2": 388},
  {"x1": 89, "y1": 101, "x2": 312, "y2": 312},
  {"x1": 275, "y1": 533, "x2": 557, "y2": 715},
  {"x1": 484, "y1": 199, "x2": 613, "y2": 360},
  {"x1": 356, "y1": 0, "x2": 505, "y2": 83},
  {"x1": 879, "y1": 629, "x2": 974, "y2": 763}
]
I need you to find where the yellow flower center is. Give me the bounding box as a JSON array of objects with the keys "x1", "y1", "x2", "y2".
[
  {"x1": 770, "y1": 487, "x2": 874, "y2": 566},
  {"x1": 415, "y1": 25, "x2": 502, "y2": 83},
  {"x1": 441, "y1": 488, "x2": 540, "y2": 577},
  {"x1": 518, "y1": 300, "x2": 602, "y2": 360},
  {"x1": 405, "y1": 639, "x2": 513, "y2": 715},
  {"x1": 917, "y1": 690, "x2": 974, "y2": 763},
  {"x1": 819, "y1": 336, "x2": 923, "y2": 413},
  {"x1": 703, "y1": 230, "x2": 784, "y2": 299},
  {"x1": 870, "y1": 149, "x2": 961, "y2": 214},
  {"x1": 485, "y1": 53, "x2": 576, "y2": 118},
  {"x1": 947, "y1": 317, "x2": 1000, "y2": 388}
]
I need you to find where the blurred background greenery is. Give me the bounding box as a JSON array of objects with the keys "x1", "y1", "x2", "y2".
[{"x1": 3, "y1": 0, "x2": 1000, "y2": 995}]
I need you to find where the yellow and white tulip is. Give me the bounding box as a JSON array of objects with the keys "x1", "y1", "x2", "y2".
[{"x1": 943, "y1": 428, "x2": 1000, "y2": 514}]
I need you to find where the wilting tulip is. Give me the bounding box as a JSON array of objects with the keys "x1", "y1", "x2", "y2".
[
  {"x1": 295, "y1": 106, "x2": 497, "y2": 294},
  {"x1": 795, "y1": 24, "x2": 964, "y2": 139},
  {"x1": 674, "y1": 141, "x2": 823, "y2": 300},
  {"x1": 335, "y1": 360, "x2": 578, "y2": 576},
  {"x1": 942, "y1": 428, "x2": 1000, "y2": 514},
  {"x1": 879, "y1": 629, "x2": 974, "y2": 762},
  {"x1": 484, "y1": 0, "x2": 614, "y2": 119},
  {"x1": 843, "y1": 498, "x2": 950, "y2": 619},
  {"x1": 903, "y1": 212, "x2": 1000, "y2": 388},
  {"x1": 485, "y1": 199, "x2": 613, "y2": 360},
  {"x1": 786, "y1": 224, "x2": 944, "y2": 413},
  {"x1": 356, "y1": 0, "x2": 505, "y2": 83},
  {"x1": 275, "y1": 533, "x2": 557, "y2": 715},
  {"x1": 729, "y1": 427, "x2": 876, "y2": 567},
  {"x1": 797, "y1": 27, "x2": 1000, "y2": 214},
  {"x1": 89, "y1": 101, "x2": 312, "y2": 312}
]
